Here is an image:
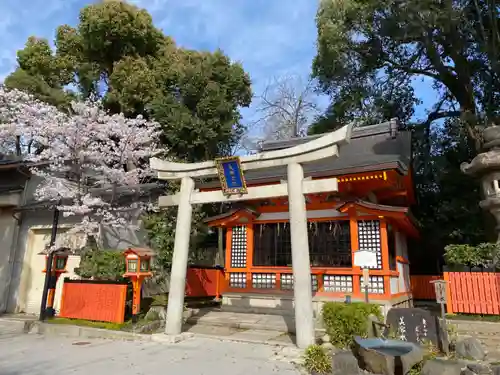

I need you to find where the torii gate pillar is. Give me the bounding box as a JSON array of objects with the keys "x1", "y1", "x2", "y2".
[
  {"x1": 287, "y1": 162, "x2": 315, "y2": 347},
  {"x1": 150, "y1": 124, "x2": 352, "y2": 348},
  {"x1": 164, "y1": 176, "x2": 194, "y2": 335}
]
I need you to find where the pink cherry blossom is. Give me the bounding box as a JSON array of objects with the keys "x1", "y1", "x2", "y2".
[{"x1": 0, "y1": 86, "x2": 163, "y2": 243}]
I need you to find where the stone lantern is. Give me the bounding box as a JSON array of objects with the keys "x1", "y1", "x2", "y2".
[{"x1": 461, "y1": 126, "x2": 500, "y2": 241}]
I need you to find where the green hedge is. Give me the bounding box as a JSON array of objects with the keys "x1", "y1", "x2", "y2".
[
  {"x1": 74, "y1": 248, "x2": 126, "y2": 281},
  {"x1": 444, "y1": 242, "x2": 500, "y2": 269},
  {"x1": 322, "y1": 301, "x2": 382, "y2": 348}
]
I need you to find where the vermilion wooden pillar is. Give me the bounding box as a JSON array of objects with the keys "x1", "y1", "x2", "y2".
[
  {"x1": 349, "y1": 209, "x2": 361, "y2": 297},
  {"x1": 245, "y1": 224, "x2": 254, "y2": 290},
  {"x1": 380, "y1": 219, "x2": 391, "y2": 299},
  {"x1": 225, "y1": 227, "x2": 233, "y2": 284}
]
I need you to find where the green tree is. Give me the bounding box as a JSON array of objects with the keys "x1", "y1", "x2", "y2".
[
  {"x1": 310, "y1": 0, "x2": 498, "y2": 269},
  {"x1": 409, "y1": 119, "x2": 486, "y2": 272},
  {"x1": 4, "y1": 37, "x2": 75, "y2": 108},
  {"x1": 311, "y1": 0, "x2": 500, "y2": 149},
  {"x1": 5, "y1": 1, "x2": 252, "y2": 276},
  {"x1": 5, "y1": 1, "x2": 252, "y2": 161}
]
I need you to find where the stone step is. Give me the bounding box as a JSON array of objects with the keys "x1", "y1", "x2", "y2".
[
  {"x1": 185, "y1": 310, "x2": 296, "y2": 332},
  {"x1": 0, "y1": 316, "x2": 35, "y2": 335},
  {"x1": 0, "y1": 319, "x2": 28, "y2": 336}
]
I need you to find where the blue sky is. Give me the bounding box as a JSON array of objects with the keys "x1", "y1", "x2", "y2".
[{"x1": 0, "y1": 0, "x2": 437, "y2": 131}]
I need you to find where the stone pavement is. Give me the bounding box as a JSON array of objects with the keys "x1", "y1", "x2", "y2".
[
  {"x1": 186, "y1": 310, "x2": 297, "y2": 332},
  {"x1": 0, "y1": 319, "x2": 25, "y2": 338},
  {"x1": 183, "y1": 324, "x2": 298, "y2": 346},
  {"x1": 0, "y1": 320, "x2": 302, "y2": 375}
]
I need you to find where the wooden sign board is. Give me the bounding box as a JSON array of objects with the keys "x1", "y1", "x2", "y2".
[
  {"x1": 431, "y1": 280, "x2": 447, "y2": 304},
  {"x1": 215, "y1": 156, "x2": 248, "y2": 196},
  {"x1": 362, "y1": 268, "x2": 370, "y2": 287},
  {"x1": 354, "y1": 250, "x2": 377, "y2": 269}
]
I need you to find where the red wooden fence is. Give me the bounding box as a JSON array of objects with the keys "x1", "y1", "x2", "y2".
[
  {"x1": 411, "y1": 272, "x2": 500, "y2": 315},
  {"x1": 185, "y1": 266, "x2": 225, "y2": 298},
  {"x1": 59, "y1": 280, "x2": 128, "y2": 323},
  {"x1": 59, "y1": 267, "x2": 225, "y2": 323},
  {"x1": 445, "y1": 272, "x2": 500, "y2": 315},
  {"x1": 410, "y1": 275, "x2": 442, "y2": 300}
]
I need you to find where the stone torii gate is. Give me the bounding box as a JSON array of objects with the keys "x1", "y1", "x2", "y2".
[{"x1": 150, "y1": 124, "x2": 352, "y2": 348}]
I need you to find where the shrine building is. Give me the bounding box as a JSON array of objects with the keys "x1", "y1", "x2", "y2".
[{"x1": 201, "y1": 119, "x2": 417, "y2": 316}]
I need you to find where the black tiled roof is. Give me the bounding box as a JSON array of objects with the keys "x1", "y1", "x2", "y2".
[{"x1": 198, "y1": 119, "x2": 412, "y2": 189}]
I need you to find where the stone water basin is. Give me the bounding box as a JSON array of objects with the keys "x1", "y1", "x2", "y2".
[
  {"x1": 358, "y1": 338, "x2": 414, "y2": 356},
  {"x1": 353, "y1": 337, "x2": 423, "y2": 375}
]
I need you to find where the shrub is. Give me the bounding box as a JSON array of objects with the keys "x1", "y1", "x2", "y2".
[
  {"x1": 322, "y1": 302, "x2": 382, "y2": 348},
  {"x1": 407, "y1": 362, "x2": 423, "y2": 375},
  {"x1": 444, "y1": 242, "x2": 500, "y2": 269},
  {"x1": 74, "y1": 248, "x2": 126, "y2": 281},
  {"x1": 144, "y1": 309, "x2": 161, "y2": 322},
  {"x1": 303, "y1": 345, "x2": 332, "y2": 374},
  {"x1": 151, "y1": 294, "x2": 168, "y2": 306}
]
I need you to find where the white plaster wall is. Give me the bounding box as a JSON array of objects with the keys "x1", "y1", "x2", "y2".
[
  {"x1": 8, "y1": 211, "x2": 79, "y2": 313},
  {"x1": 0, "y1": 208, "x2": 19, "y2": 313},
  {"x1": 16, "y1": 226, "x2": 86, "y2": 314},
  {"x1": 395, "y1": 231, "x2": 408, "y2": 258},
  {"x1": 395, "y1": 231, "x2": 411, "y2": 295},
  {"x1": 397, "y1": 263, "x2": 407, "y2": 292},
  {"x1": 390, "y1": 276, "x2": 399, "y2": 294},
  {"x1": 6, "y1": 175, "x2": 152, "y2": 313},
  {"x1": 6, "y1": 209, "x2": 149, "y2": 314}
]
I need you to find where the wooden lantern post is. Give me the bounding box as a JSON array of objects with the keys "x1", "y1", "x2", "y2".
[
  {"x1": 40, "y1": 247, "x2": 70, "y2": 318},
  {"x1": 123, "y1": 248, "x2": 154, "y2": 321}
]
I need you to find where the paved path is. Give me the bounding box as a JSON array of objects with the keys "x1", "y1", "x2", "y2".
[{"x1": 0, "y1": 322, "x2": 301, "y2": 375}]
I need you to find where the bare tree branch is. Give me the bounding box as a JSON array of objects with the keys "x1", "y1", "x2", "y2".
[{"x1": 254, "y1": 75, "x2": 322, "y2": 141}]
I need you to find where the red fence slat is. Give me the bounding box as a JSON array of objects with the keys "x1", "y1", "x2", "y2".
[
  {"x1": 185, "y1": 268, "x2": 225, "y2": 297},
  {"x1": 412, "y1": 272, "x2": 500, "y2": 315},
  {"x1": 447, "y1": 272, "x2": 500, "y2": 315},
  {"x1": 410, "y1": 275, "x2": 441, "y2": 300}
]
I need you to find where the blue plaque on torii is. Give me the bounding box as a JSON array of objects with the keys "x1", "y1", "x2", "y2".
[{"x1": 215, "y1": 156, "x2": 248, "y2": 196}]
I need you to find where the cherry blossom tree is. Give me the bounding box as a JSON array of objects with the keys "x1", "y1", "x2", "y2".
[
  {"x1": 0, "y1": 86, "x2": 162, "y2": 244},
  {"x1": 0, "y1": 86, "x2": 62, "y2": 157}
]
